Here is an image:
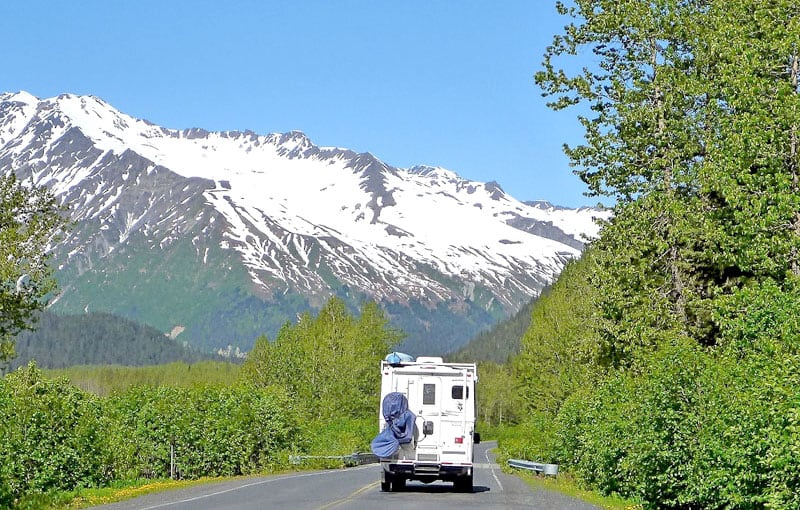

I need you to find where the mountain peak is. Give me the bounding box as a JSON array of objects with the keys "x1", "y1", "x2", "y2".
[
  {"x1": 0, "y1": 90, "x2": 39, "y2": 104},
  {"x1": 273, "y1": 129, "x2": 313, "y2": 152},
  {"x1": 484, "y1": 180, "x2": 507, "y2": 200},
  {"x1": 407, "y1": 165, "x2": 460, "y2": 181}
]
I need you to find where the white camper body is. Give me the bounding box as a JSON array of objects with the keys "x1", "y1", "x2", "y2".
[{"x1": 378, "y1": 356, "x2": 479, "y2": 492}]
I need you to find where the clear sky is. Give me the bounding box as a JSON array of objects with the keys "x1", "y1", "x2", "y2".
[{"x1": 0, "y1": 1, "x2": 595, "y2": 207}]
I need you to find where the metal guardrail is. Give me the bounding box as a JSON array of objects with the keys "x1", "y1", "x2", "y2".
[
  {"x1": 508, "y1": 458, "x2": 559, "y2": 476},
  {"x1": 290, "y1": 452, "x2": 378, "y2": 467}
]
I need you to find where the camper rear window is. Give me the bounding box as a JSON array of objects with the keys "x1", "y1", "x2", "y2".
[
  {"x1": 452, "y1": 385, "x2": 469, "y2": 399},
  {"x1": 423, "y1": 384, "x2": 436, "y2": 405}
]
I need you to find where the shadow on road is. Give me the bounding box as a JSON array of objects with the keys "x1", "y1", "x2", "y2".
[{"x1": 394, "y1": 484, "x2": 491, "y2": 494}]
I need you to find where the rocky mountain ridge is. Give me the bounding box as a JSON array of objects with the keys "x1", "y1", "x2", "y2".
[{"x1": 0, "y1": 91, "x2": 609, "y2": 354}]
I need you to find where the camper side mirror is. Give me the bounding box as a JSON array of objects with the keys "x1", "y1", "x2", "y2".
[
  {"x1": 473, "y1": 432, "x2": 481, "y2": 444},
  {"x1": 423, "y1": 421, "x2": 434, "y2": 435}
]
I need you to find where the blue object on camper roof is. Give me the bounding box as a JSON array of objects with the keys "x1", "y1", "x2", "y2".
[{"x1": 385, "y1": 352, "x2": 414, "y2": 364}]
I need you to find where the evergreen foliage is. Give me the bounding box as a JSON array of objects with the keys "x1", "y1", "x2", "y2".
[
  {"x1": 9, "y1": 311, "x2": 219, "y2": 372},
  {"x1": 450, "y1": 297, "x2": 534, "y2": 363}
]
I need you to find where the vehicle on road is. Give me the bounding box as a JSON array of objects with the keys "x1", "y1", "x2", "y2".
[{"x1": 377, "y1": 354, "x2": 479, "y2": 492}]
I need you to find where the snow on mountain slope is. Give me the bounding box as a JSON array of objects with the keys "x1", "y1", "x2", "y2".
[{"x1": 0, "y1": 91, "x2": 609, "y2": 352}]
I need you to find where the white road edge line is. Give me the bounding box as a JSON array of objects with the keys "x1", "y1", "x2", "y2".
[
  {"x1": 136, "y1": 464, "x2": 375, "y2": 510},
  {"x1": 485, "y1": 448, "x2": 503, "y2": 492}
]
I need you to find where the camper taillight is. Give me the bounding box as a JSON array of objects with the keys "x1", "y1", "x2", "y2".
[{"x1": 455, "y1": 436, "x2": 464, "y2": 444}]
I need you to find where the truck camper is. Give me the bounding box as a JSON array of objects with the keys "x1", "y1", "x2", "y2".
[{"x1": 375, "y1": 354, "x2": 479, "y2": 492}]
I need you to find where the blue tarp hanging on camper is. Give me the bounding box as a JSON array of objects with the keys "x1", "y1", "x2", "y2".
[
  {"x1": 371, "y1": 392, "x2": 416, "y2": 458},
  {"x1": 371, "y1": 426, "x2": 400, "y2": 458}
]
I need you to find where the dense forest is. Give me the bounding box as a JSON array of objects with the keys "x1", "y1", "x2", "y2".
[
  {"x1": 500, "y1": 1, "x2": 800, "y2": 509},
  {"x1": 450, "y1": 297, "x2": 533, "y2": 363},
  {"x1": 6, "y1": 311, "x2": 219, "y2": 372}
]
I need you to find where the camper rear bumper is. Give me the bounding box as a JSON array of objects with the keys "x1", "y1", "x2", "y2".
[{"x1": 381, "y1": 460, "x2": 472, "y2": 480}]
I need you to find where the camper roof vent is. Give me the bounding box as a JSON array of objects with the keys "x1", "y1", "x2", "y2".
[{"x1": 416, "y1": 356, "x2": 444, "y2": 364}]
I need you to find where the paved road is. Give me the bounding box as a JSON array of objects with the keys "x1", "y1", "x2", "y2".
[{"x1": 89, "y1": 442, "x2": 597, "y2": 510}]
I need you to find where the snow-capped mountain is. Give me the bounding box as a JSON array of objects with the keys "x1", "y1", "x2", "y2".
[{"x1": 0, "y1": 91, "x2": 609, "y2": 354}]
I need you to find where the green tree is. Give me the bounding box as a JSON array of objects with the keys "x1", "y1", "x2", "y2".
[
  {"x1": 513, "y1": 1, "x2": 800, "y2": 507},
  {"x1": 0, "y1": 362, "x2": 114, "y2": 505},
  {"x1": 695, "y1": 1, "x2": 800, "y2": 285},
  {"x1": 241, "y1": 297, "x2": 403, "y2": 420},
  {"x1": 535, "y1": 0, "x2": 712, "y2": 363},
  {"x1": 535, "y1": 0, "x2": 800, "y2": 362},
  {"x1": 475, "y1": 361, "x2": 520, "y2": 427},
  {"x1": 0, "y1": 173, "x2": 69, "y2": 363},
  {"x1": 538, "y1": 1, "x2": 705, "y2": 203},
  {"x1": 513, "y1": 251, "x2": 601, "y2": 416}
]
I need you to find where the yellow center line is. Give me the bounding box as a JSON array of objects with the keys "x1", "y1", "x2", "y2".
[{"x1": 315, "y1": 480, "x2": 381, "y2": 510}]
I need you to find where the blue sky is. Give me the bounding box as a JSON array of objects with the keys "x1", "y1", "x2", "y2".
[{"x1": 1, "y1": 1, "x2": 594, "y2": 207}]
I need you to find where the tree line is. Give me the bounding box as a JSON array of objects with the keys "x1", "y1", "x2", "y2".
[
  {"x1": 502, "y1": 1, "x2": 800, "y2": 508},
  {"x1": 0, "y1": 363, "x2": 304, "y2": 507},
  {"x1": 0, "y1": 297, "x2": 400, "y2": 507},
  {"x1": 7, "y1": 311, "x2": 219, "y2": 372}
]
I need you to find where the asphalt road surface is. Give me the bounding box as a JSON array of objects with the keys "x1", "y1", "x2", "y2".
[{"x1": 89, "y1": 442, "x2": 598, "y2": 510}]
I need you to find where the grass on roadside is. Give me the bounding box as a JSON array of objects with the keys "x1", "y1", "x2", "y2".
[
  {"x1": 23, "y1": 467, "x2": 317, "y2": 510},
  {"x1": 27, "y1": 444, "x2": 370, "y2": 510},
  {"x1": 511, "y1": 469, "x2": 642, "y2": 510},
  {"x1": 15, "y1": 478, "x2": 219, "y2": 510}
]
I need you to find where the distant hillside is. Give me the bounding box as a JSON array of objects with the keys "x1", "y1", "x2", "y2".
[
  {"x1": 7, "y1": 311, "x2": 220, "y2": 370},
  {"x1": 449, "y1": 296, "x2": 535, "y2": 363}
]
